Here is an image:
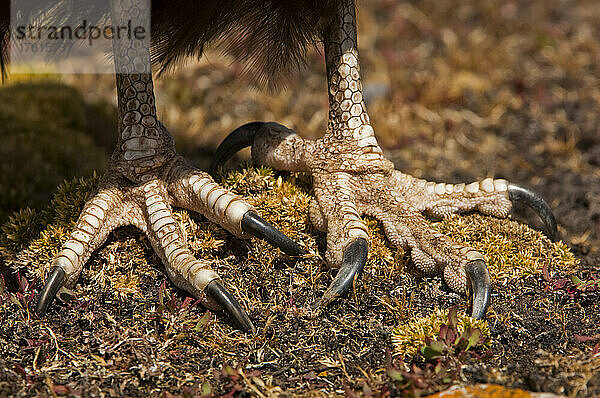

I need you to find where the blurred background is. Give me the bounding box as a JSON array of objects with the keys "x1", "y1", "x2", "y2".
[{"x1": 1, "y1": 0, "x2": 599, "y2": 261}]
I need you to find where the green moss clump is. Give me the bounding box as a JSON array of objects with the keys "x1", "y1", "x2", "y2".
[
  {"x1": 0, "y1": 175, "x2": 101, "y2": 281},
  {"x1": 391, "y1": 308, "x2": 490, "y2": 359},
  {"x1": 433, "y1": 213, "x2": 579, "y2": 282},
  {"x1": 0, "y1": 208, "x2": 43, "y2": 258},
  {"x1": 43, "y1": 174, "x2": 101, "y2": 228}
]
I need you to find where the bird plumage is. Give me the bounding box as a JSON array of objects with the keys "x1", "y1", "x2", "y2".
[{"x1": 0, "y1": 0, "x2": 344, "y2": 85}]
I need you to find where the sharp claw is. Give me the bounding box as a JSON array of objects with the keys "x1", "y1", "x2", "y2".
[
  {"x1": 465, "y1": 260, "x2": 491, "y2": 320},
  {"x1": 209, "y1": 121, "x2": 265, "y2": 175},
  {"x1": 241, "y1": 211, "x2": 305, "y2": 256},
  {"x1": 35, "y1": 267, "x2": 66, "y2": 317},
  {"x1": 508, "y1": 184, "x2": 558, "y2": 240},
  {"x1": 205, "y1": 279, "x2": 256, "y2": 333},
  {"x1": 318, "y1": 238, "x2": 368, "y2": 307}
]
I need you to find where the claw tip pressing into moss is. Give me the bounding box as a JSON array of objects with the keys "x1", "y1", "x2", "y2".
[
  {"x1": 318, "y1": 238, "x2": 368, "y2": 307},
  {"x1": 35, "y1": 267, "x2": 66, "y2": 317}
]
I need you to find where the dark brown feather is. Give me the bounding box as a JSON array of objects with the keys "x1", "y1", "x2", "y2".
[
  {"x1": 0, "y1": 0, "x2": 344, "y2": 85},
  {"x1": 0, "y1": 0, "x2": 10, "y2": 79}
]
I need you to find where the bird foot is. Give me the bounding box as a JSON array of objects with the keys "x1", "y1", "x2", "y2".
[
  {"x1": 36, "y1": 126, "x2": 304, "y2": 332},
  {"x1": 212, "y1": 122, "x2": 557, "y2": 319}
]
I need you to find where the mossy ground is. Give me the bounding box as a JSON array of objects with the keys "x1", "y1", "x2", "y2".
[
  {"x1": 0, "y1": 166, "x2": 595, "y2": 397},
  {"x1": 1, "y1": 0, "x2": 600, "y2": 396}
]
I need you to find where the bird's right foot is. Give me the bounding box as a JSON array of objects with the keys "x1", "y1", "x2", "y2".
[
  {"x1": 36, "y1": 129, "x2": 304, "y2": 333},
  {"x1": 35, "y1": 0, "x2": 305, "y2": 332}
]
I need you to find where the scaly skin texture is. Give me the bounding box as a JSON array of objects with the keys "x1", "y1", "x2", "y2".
[
  {"x1": 48, "y1": 0, "x2": 259, "y2": 311},
  {"x1": 251, "y1": 0, "x2": 513, "y2": 294}
]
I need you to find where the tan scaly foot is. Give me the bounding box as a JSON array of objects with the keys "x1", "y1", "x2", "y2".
[
  {"x1": 211, "y1": 0, "x2": 556, "y2": 319},
  {"x1": 35, "y1": 0, "x2": 304, "y2": 332}
]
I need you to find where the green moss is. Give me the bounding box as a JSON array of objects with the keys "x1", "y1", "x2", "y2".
[
  {"x1": 44, "y1": 174, "x2": 102, "y2": 227},
  {"x1": 0, "y1": 166, "x2": 579, "y2": 291},
  {"x1": 0, "y1": 208, "x2": 43, "y2": 257},
  {"x1": 391, "y1": 308, "x2": 491, "y2": 359},
  {"x1": 0, "y1": 175, "x2": 101, "y2": 281},
  {"x1": 432, "y1": 213, "x2": 579, "y2": 282}
]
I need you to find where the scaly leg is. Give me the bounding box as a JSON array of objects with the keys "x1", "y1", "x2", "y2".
[
  {"x1": 211, "y1": 0, "x2": 556, "y2": 319},
  {"x1": 35, "y1": 0, "x2": 303, "y2": 332}
]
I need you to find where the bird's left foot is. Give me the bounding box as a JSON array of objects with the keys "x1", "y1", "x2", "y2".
[{"x1": 212, "y1": 122, "x2": 557, "y2": 319}]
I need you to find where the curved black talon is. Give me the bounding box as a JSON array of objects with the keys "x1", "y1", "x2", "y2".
[
  {"x1": 465, "y1": 260, "x2": 491, "y2": 320},
  {"x1": 508, "y1": 184, "x2": 557, "y2": 241},
  {"x1": 318, "y1": 238, "x2": 368, "y2": 307},
  {"x1": 209, "y1": 121, "x2": 265, "y2": 175},
  {"x1": 35, "y1": 267, "x2": 66, "y2": 317},
  {"x1": 205, "y1": 279, "x2": 255, "y2": 333},
  {"x1": 241, "y1": 211, "x2": 305, "y2": 256}
]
